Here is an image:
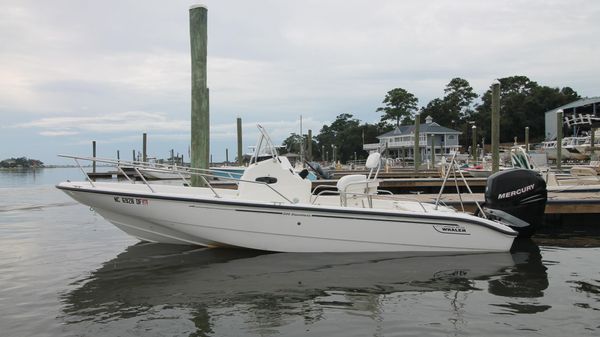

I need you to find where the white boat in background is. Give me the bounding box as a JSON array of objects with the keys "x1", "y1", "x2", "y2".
[
  {"x1": 140, "y1": 167, "x2": 191, "y2": 180},
  {"x1": 57, "y1": 126, "x2": 548, "y2": 253},
  {"x1": 539, "y1": 136, "x2": 590, "y2": 161}
]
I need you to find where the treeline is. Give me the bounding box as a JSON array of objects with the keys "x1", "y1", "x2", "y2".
[
  {"x1": 0, "y1": 157, "x2": 44, "y2": 168},
  {"x1": 281, "y1": 75, "x2": 579, "y2": 162}
]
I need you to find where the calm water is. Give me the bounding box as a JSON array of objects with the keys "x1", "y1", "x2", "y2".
[{"x1": 1, "y1": 168, "x2": 599, "y2": 336}]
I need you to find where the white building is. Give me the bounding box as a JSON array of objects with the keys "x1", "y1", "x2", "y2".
[
  {"x1": 363, "y1": 116, "x2": 462, "y2": 159},
  {"x1": 544, "y1": 97, "x2": 600, "y2": 140}
]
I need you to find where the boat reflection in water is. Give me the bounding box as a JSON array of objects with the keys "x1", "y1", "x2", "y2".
[{"x1": 60, "y1": 239, "x2": 548, "y2": 335}]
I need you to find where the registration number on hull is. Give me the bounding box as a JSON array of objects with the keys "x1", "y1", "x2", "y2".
[{"x1": 113, "y1": 196, "x2": 148, "y2": 206}]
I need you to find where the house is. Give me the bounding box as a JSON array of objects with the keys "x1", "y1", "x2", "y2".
[{"x1": 363, "y1": 116, "x2": 462, "y2": 160}]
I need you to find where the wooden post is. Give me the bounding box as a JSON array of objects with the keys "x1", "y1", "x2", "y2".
[
  {"x1": 332, "y1": 145, "x2": 336, "y2": 163},
  {"x1": 491, "y1": 80, "x2": 500, "y2": 173},
  {"x1": 471, "y1": 125, "x2": 477, "y2": 163},
  {"x1": 92, "y1": 141, "x2": 96, "y2": 173},
  {"x1": 430, "y1": 134, "x2": 435, "y2": 167},
  {"x1": 414, "y1": 114, "x2": 421, "y2": 171},
  {"x1": 236, "y1": 117, "x2": 243, "y2": 166},
  {"x1": 225, "y1": 148, "x2": 229, "y2": 164},
  {"x1": 132, "y1": 150, "x2": 136, "y2": 162},
  {"x1": 142, "y1": 133, "x2": 147, "y2": 163},
  {"x1": 307, "y1": 129, "x2": 312, "y2": 161},
  {"x1": 525, "y1": 126, "x2": 530, "y2": 152},
  {"x1": 556, "y1": 109, "x2": 563, "y2": 170},
  {"x1": 190, "y1": 5, "x2": 209, "y2": 186},
  {"x1": 117, "y1": 150, "x2": 120, "y2": 165},
  {"x1": 591, "y1": 128, "x2": 596, "y2": 160}
]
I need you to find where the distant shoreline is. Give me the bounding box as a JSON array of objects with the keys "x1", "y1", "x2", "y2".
[{"x1": 0, "y1": 165, "x2": 111, "y2": 170}]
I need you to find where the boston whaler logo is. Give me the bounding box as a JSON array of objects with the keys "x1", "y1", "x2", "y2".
[
  {"x1": 497, "y1": 183, "x2": 535, "y2": 200},
  {"x1": 433, "y1": 224, "x2": 469, "y2": 235}
]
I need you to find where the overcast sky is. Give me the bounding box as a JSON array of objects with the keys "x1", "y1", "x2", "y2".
[{"x1": 1, "y1": 0, "x2": 599, "y2": 164}]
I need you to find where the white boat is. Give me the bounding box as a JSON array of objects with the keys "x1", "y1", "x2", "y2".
[
  {"x1": 140, "y1": 167, "x2": 191, "y2": 180},
  {"x1": 57, "y1": 126, "x2": 548, "y2": 253},
  {"x1": 539, "y1": 137, "x2": 589, "y2": 161}
]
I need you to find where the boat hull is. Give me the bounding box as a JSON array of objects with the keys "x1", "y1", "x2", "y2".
[{"x1": 57, "y1": 182, "x2": 516, "y2": 253}]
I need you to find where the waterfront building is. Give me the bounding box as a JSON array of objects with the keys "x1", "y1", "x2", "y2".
[{"x1": 363, "y1": 116, "x2": 462, "y2": 160}]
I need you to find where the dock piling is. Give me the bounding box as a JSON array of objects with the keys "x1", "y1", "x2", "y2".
[
  {"x1": 190, "y1": 5, "x2": 210, "y2": 186},
  {"x1": 556, "y1": 109, "x2": 563, "y2": 170},
  {"x1": 414, "y1": 114, "x2": 421, "y2": 171},
  {"x1": 471, "y1": 125, "x2": 477, "y2": 163},
  {"x1": 92, "y1": 141, "x2": 96, "y2": 173},
  {"x1": 308, "y1": 129, "x2": 312, "y2": 161},
  {"x1": 491, "y1": 80, "x2": 500, "y2": 173},
  {"x1": 236, "y1": 117, "x2": 243, "y2": 165},
  {"x1": 525, "y1": 126, "x2": 530, "y2": 152},
  {"x1": 142, "y1": 133, "x2": 147, "y2": 163},
  {"x1": 591, "y1": 128, "x2": 596, "y2": 160}
]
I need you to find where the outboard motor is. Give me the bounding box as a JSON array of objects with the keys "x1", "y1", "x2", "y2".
[{"x1": 482, "y1": 169, "x2": 547, "y2": 237}]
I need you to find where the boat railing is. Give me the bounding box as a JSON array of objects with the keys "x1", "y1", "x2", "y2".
[
  {"x1": 435, "y1": 151, "x2": 486, "y2": 217},
  {"x1": 58, "y1": 154, "x2": 294, "y2": 204},
  {"x1": 310, "y1": 184, "x2": 429, "y2": 211}
]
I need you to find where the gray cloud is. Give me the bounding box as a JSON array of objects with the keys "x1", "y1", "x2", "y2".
[{"x1": 1, "y1": 0, "x2": 599, "y2": 163}]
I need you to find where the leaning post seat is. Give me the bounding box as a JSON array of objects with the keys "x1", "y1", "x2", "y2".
[{"x1": 336, "y1": 174, "x2": 380, "y2": 207}]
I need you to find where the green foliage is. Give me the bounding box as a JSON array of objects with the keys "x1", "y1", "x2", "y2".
[
  {"x1": 443, "y1": 77, "x2": 478, "y2": 120},
  {"x1": 377, "y1": 88, "x2": 419, "y2": 127},
  {"x1": 280, "y1": 133, "x2": 320, "y2": 160},
  {"x1": 475, "y1": 75, "x2": 580, "y2": 142},
  {"x1": 0, "y1": 157, "x2": 44, "y2": 168},
  {"x1": 421, "y1": 77, "x2": 477, "y2": 128}
]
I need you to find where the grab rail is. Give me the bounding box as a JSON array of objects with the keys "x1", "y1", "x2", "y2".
[{"x1": 58, "y1": 154, "x2": 293, "y2": 204}]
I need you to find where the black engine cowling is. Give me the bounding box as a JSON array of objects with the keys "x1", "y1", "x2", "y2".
[{"x1": 482, "y1": 168, "x2": 547, "y2": 237}]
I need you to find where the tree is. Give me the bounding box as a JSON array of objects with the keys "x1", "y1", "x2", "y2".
[
  {"x1": 377, "y1": 88, "x2": 418, "y2": 127},
  {"x1": 0, "y1": 157, "x2": 44, "y2": 168},
  {"x1": 280, "y1": 133, "x2": 303, "y2": 155},
  {"x1": 420, "y1": 98, "x2": 449, "y2": 126},
  {"x1": 280, "y1": 133, "x2": 320, "y2": 160},
  {"x1": 443, "y1": 77, "x2": 478, "y2": 121},
  {"x1": 316, "y1": 113, "x2": 369, "y2": 162},
  {"x1": 475, "y1": 76, "x2": 580, "y2": 142}
]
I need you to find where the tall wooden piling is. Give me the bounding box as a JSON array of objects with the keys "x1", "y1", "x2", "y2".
[
  {"x1": 132, "y1": 150, "x2": 136, "y2": 162},
  {"x1": 190, "y1": 5, "x2": 209, "y2": 186},
  {"x1": 307, "y1": 129, "x2": 312, "y2": 161},
  {"x1": 471, "y1": 125, "x2": 477, "y2": 163},
  {"x1": 414, "y1": 114, "x2": 421, "y2": 171},
  {"x1": 491, "y1": 80, "x2": 500, "y2": 173},
  {"x1": 92, "y1": 141, "x2": 96, "y2": 173},
  {"x1": 556, "y1": 109, "x2": 563, "y2": 170},
  {"x1": 142, "y1": 133, "x2": 147, "y2": 163},
  {"x1": 225, "y1": 148, "x2": 229, "y2": 164},
  {"x1": 430, "y1": 134, "x2": 435, "y2": 167},
  {"x1": 236, "y1": 117, "x2": 243, "y2": 165},
  {"x1": 591, "y1": 128, "x2": 596, "y2": 160},
  {"x1": 525, "y1": 126, "x2": 530, "y2": 152}
]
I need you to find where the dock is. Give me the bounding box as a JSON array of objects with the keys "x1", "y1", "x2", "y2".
[{"x1": 396, "y1": 191, "x2": 600, "y2": 225}]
